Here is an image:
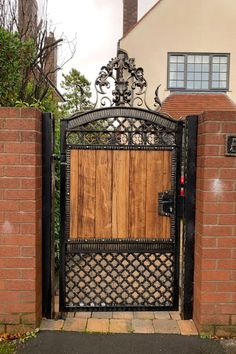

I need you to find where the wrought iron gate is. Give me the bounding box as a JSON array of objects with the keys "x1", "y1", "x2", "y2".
[{"x1": 60, "y1": 50, "x2": 184, "y2": 312}]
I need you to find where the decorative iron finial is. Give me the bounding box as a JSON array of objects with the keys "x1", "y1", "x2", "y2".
[{"x1": 92, "y1": 49, "x2": 162, "y2": 111}]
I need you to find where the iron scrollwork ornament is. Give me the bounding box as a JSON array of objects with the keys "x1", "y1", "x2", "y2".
[{"x1": 92, "y1": 49, "x2": 162, "y2": 110}]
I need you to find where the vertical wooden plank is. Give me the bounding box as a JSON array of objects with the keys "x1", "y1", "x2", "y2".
[
  {"x1": 77, "y1": 150, "x2": 96, "y2": 238},
  {"x1": 162, "y1": 151, "x2": 171, "y2": 239},
  {"x1": 70, "y1": 150, "x2": 79, "y2": 239},
  {"x1": 145, "y1": 151, "x2": 163, "y2": 239},
  {"x1": 95, "y1": 151, "x2": 112, "y2": 238},
  {"x1": 112, "y1": 151, "x2": 129, "y2": 238},
  {"x1": 129, "y1": 151, "x2": 147, "y2": 239}
]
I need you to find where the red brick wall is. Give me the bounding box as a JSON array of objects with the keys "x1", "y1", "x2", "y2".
[
  {"x1": 0, "y1": 108, "x2": 42, "y2": 333},
  {"x1": 194, "y1": 110, "x2": 236, "y2": 337}
]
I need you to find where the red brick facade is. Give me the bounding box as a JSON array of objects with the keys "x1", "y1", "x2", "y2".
[
  {"x1": 194, "y1": 110, "x2": 236, "y2": 336},
  {"x1": 123, "y1": 0, "x2": 138, "y2": 36},
  {"x1": 0, "y1": 108, "x2": 42, "y2": 333}
]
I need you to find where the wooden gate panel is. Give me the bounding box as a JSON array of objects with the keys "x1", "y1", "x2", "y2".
[
  {"x1": 70, "y1": 150, "x2": 172, "y2": 240},
  {"x1": 129, "y1": 151, "x2": 147, "y2": 238},
  {"x1": 95, "y1": 150, "x2": 112, "y2": 238},
  {"x1": 77, "y1": 150, "x2": 96, "y2": 238},
  {"x1": 112, "y1": 151, "x2": 130, "y2": 238}
]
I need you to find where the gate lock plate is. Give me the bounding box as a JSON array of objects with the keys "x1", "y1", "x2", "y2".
[{"x1": 158, "y1": 190, "x2": 174, "y2": 216}]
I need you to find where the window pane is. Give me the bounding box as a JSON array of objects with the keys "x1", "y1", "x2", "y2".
[
  {"x1": 195, "y1": 55, "x2": 202, "y2": 63},
  {"x1": 194, "y1": 73, "x2": 201, "y2": 80},
  {"x1": 202, "y1": 73, "x2": 209, "y2": 80},
  {"x1": 177, "y1": 81, "x2": 184, "y2": 88},
  {"x1": 187, "y1": 64, "x2": 194, "y2": 71},
  {"x1": 202, "y1": 56, "x2": 209, "y2": 63},
  {"x1": 220, "y1": 57, "x2": 227, "y2": 64},
  {"x1": 220, "y1": 64, "x2": 227, "y2": 72},
  {"x1": 169, "y1": 80, "x2": 177, "y2": 88},
  {"x1": 220, "y1": 73, "x2": 227, "y2": 80},
  {"x1": 187, "y1": 55, "x2": 194, "y2": 63},
  {"x1": 202, "y1": 64, "x2": 209, "y2": 72},
  {"x1": 213, "y1": 57, "x2": 220, "y2": 63},
  {"x1": 202, "y1": 81, "x2": 209, "y2": 89},
  {"x1": 177, "y1": 63, "x2": 184, "y2": 71},
  {"x1": 187, "y1": 81, "x2": 194, "y2": 89},
  {"x1": 187, "y1": 73, "x2": 194, "y2": 80},
  {"x1": 170, "y1": 72, "x2": 177, "y2": 80},
  {"x1": 220, "y1": 81, "x2": 227, "y2": 88},
  {"x1": 195, "y1": 64, "x2": 201, "y2": 72},
  {"x1": 177, "y1": 72, "x2": 184, "y2": 80},
  {"x1": 194, "y1": 81, "x2": 201, "y2": 89},
  {"x1": 170, "y1": 63, "x2": 177, "y2": 71},
  {"x1": 177, "y1": 56, "x2": 185, "y2": 63},
  {"x1": 212, "y1": 73, "x2": 220, "y2": 80},
  {"x1": 212, "y1": 64, "x2": 220, "y2": 72},
  {"x1": 170, "y1": 56, "x2": 178, "y2": 63},
  {"x1": 212, "y1": 81, "x2": 220, "y2": 88}
]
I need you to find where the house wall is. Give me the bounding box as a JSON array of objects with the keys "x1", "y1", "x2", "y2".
[
  {"x1": 0, "y1": 108, "x2": 42, "y2": 333},
  {"x1": 120, "y1": 0, "x2": 236, "y2": 106}
]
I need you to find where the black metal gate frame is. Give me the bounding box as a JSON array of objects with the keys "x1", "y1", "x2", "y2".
[{"x1": 59, "y1": 106, "x2": 183, "y2": 312}]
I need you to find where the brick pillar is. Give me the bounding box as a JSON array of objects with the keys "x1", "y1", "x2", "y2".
[
  {"x1": 123, "y1": 0, "x2": 138, "y2": 36},
  {"x1": 0, "y1": 108, "x2": 42, "y2": 333},
  {"x1": 194, "y1": 110, "x2": 236, "y2": 337}
]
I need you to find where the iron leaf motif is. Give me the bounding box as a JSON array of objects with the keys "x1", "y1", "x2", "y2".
[{"x1": 94, "y1": 49, "x2": 162, "y2": 110}]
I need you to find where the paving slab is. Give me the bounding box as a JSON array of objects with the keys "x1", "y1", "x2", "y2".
[
  {"x1": 67, "y1": 312, "x2": 75, "y2": 318},
  {"x1": 178, "y1": 320, "x2": 198, "y2": 336},
  {"x1": 169, "y1": 311, "x2": 181, "y2": 320},
  {"x1": 63, "y1": 318, "x2": 87, "y2": 332},
  {"x1": 91, "y1": 311, "x2": 113, "y2": 319},
  {"x1": 132, "y1": 319, "x2": 154, "y2": 333},
  {"x1": 112, "y1": 311, "x2": 134, "y2": 320},
  {"x1": 109, "y1": 319, "x2": 132, "y2": 333},
  {"x1": 153, "y1": 319, "x2": 180, "y2": 334},
  {"x1": 86, "y1": 319, "x2": 109, "y2": 333},
  {"x1": 75, "y1": 312, "x2": 91, "y2": 319},
  {"x1": 133, "y1": 311, "x2": 155, "y2": 320},
  {"x1": 154, "y1": 312, "x2": 171, "y2": 320},
  {"x1": 40, "y1": 319, "x2": 64, "y2": 331}
]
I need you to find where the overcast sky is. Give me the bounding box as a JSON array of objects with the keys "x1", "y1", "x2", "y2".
[{"x1": 45, "y1": 0, "x2": 157, "y2": 89}]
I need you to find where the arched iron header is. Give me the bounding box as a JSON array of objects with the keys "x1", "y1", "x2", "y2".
[{"x1": 66, "y1": 107, "x2": 178, "y2": 131}]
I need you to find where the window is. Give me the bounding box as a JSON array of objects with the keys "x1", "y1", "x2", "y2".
[{"x1": 168, "y1": 53, "x2": 230, "y2": 91}]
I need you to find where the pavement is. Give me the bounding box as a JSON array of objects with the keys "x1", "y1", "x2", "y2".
[{"x1": 16, "y1": 331, "x2": 235, "y2": 354}]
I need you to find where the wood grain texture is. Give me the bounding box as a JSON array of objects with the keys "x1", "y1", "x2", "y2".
[
  {"x1": 145, "y1": 151, "x2": 163, "y2": 239},
  {"x1": 77, "y1": 150, "x2": 96, "y2": 238},
  {"x1": 129, "y1": 151, "x2": 147, "y2": 238},
  {"x1": 95, "y1": 150, "x2": 112, "y2": 238},
  {"x1": 69, "y1": 149, "x2": 172, "y2": 240},
  {"x1": 70, "y1": 150, "x2": 79, "y2": 239},
  {"x1": 112, "y1": 151, "x2": 129, "y2": 238}
]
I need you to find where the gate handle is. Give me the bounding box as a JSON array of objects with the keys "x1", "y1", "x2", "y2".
[{"x1": 158, "y1": 190, "x2": 174, "y2": 216}]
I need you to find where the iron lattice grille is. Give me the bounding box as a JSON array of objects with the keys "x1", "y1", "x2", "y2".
[
  {"x1": 64, "y1": 242, "x2": 175, "y2": 310},
  {"x1": 66, "y1": 117, "x2": 176, "y2": 148}
]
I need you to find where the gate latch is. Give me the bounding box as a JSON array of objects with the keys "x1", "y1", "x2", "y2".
[{"x1": 158, "y1": 190, "x2": 174, "y2": 216}]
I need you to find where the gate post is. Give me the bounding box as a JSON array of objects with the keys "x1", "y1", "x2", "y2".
[
  {"x1": 181, "y1": 115, "x2": 198, "y2": 320},
  {"x1": 42, "y1": 112, "x2": 55, "y2": 318}
]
